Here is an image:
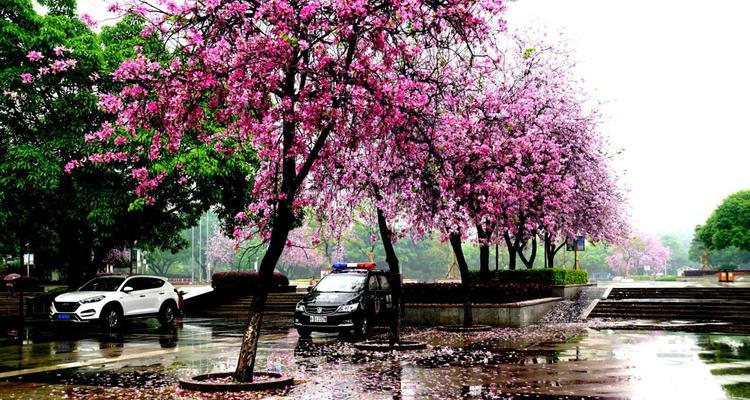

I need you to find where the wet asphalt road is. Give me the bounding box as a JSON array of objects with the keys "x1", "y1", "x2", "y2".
[{"x1": 2, "y1": 317, "x2": 750, "y2": 399}]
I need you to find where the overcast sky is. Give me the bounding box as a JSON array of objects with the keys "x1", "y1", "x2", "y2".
[{"x1": 77, "y1": 0, "x2": 750, "y2": 238}]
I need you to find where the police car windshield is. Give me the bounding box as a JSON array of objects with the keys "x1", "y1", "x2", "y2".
[{"x1": 314, "y1": 274, "x2": 366, "y2": 293}]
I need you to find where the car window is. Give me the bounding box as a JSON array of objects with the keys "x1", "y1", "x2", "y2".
[
  {"x1": 147, "y1": 278, "x2": 165, "y2": 289},
  {"x1": 314, "y1": 274, "x2": 366, "y2": 293},
  {"x1": 368, "y1": 276, "x2": 380, "y2": 291},
  {"x1": 79, "y1": 277, "x2": 125, "y2": 292},
  {"x1": 377, "y1": 275, "x2": 390, "y2": 292},
  {"x1": 125, "y1": 277, "x2": 150, "y2": 291}
]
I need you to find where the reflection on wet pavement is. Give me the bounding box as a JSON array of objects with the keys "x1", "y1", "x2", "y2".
[{"x1": 1, "y1": 318, "x2": 750, "y2": 399}]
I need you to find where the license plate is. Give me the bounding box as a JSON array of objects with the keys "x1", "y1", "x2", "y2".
[
  {"x1": 56, "y1": 314, "x2": 72, "y2": 320},
  {"x1": 310, "y1": 316, "x2": 327, "y2": 323}
]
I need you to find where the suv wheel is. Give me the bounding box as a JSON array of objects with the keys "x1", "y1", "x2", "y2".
[
  {"x1": 158, "y1": 302, "x2": 177, "y2": 326},
  {"x1": 100, "y1": 305, "x2": 122, "y2": 330},
  {"x1": 355, "y1": 316, "x2": 369, "y2": 339},
  {"x1": 297, "y1": 327, "x2": 311, "y2": 339}
]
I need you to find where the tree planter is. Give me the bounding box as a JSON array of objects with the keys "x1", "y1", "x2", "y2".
[
  {"x1": 354, "y1": 340, "x2": 427, "y2": 351},
  {"x1": 436, "y1": 324, "x2": 492, "y2": 332},
  {"x1": 178, "y1": 372, "x2": 293, "y2": 392}
]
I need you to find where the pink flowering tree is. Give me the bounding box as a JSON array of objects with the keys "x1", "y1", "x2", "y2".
[
  {"x1": 206, "y1": 230, "x2": 236, "y2": 271},
  {"x1": 449, "y1": 36, "x2": 629, "y2": 274},
  {"x1": 89, "y1": 0, "x2": 502, "y2": 381},
  {"x1": 607, "y1": 233, "x2": 671, "y2": 276},
  {"x1": 103, "y1": 248, "x2": 131, "y2": 270},
  {"x1": 277, "y1": 227, "x2": 326, "y2": 278},
  {"x1": 311, "y1": 30, "x2": 509, "y2": 332}
]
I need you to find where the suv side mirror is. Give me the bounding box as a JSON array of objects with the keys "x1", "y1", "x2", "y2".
[
  {"x1": 306, "y1": 286, "x2": 312, "y2": 293},
  {"x1": 122, "y1": 286, "x2": 134, "y2": 293}
]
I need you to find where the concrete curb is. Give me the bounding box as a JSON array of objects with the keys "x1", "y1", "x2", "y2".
[{"x1": 580, "y1": 299, "x2": 599, "y2": 320}]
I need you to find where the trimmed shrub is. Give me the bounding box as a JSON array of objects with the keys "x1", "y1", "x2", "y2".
[
  {"x1": 468, "y1": 268, "x2": 588, "y2": 285},
  {"x1": 682, "y1": 270, "x2": 718, "y2": 277},
  {"x1": 402, "y1": 282, "x2": 550, "y2": 304},
  {"x1": 655, "y1": 275, "x2": 678, "y2": 282},
  {"x1": 211, "y1": 272, "x2": 290, "y2": 292}
]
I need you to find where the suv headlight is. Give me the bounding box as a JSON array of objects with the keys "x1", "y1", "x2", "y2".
[
  {"x1": 80, "y1": 295, "x2": 105, "y2": 304},
  {"x1": 295, "y1": 303, "x2": 305, "y2": 312},
  {"x1": 336, "y1": 303, "x2": 359, "y2": 313}
]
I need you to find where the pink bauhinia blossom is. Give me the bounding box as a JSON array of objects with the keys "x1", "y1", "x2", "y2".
[
  {"x1": 206, "y1": 230, "x2": 235, "y2": 269},
  {"x1": 278, "y1": 227, "x2": 326, "y2": 275},
  {"x1": 26, "y1": 51, "x2": 43, "y2": 61},
  {"x1": 607, "y1": 233, "x2": 670, "y2": 276}
]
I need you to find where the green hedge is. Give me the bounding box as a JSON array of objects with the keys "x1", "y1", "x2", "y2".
[
  {"x1": 402, "y1": 282, "x2": 550, "y2": 304},
  {"x1": 468, "y1": 268, "x2": 588, "y2": 285},
  {"x1": 211, "y1": 272, "x2": 289, "y2": 292}
]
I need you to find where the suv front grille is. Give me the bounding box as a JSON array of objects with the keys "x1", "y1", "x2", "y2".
[
  {"x1": 54, "y1": 302, "x2": 80, "y2": 312},
  {"x1": 305, "y1": 305, "x2": 338, "y2": 314}
]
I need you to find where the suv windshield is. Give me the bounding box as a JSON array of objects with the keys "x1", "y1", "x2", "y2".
[
  {"x1": 79, "y1": 277, "x2": 126, "y2": 292},
  {"x1": 314, "y1": 274, "x2": 366, "y2": 293}
]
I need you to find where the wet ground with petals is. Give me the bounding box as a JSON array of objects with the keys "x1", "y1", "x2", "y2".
[{"x1": 1, "y1": 317, "x2": 750, "y2": 399}]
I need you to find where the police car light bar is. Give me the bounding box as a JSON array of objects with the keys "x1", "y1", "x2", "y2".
[{"x1": 332, "y1": 262, "x2": 376, "y2": 270}]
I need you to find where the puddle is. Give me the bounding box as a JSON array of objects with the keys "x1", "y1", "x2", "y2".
[{"x1": 1, "y1": 318, "x2": 750, "y2": 399}]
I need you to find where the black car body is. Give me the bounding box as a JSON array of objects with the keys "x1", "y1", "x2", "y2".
[{"x1": 294, "y1": 266, "x2": 393, "y2": 338}]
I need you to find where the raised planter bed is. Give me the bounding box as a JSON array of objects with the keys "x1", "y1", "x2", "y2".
[
  {"x1": 436, "y1": 324, "x2": 492, "y2": 332},
  {"x1": 402, "y1": 297, "x2": 562, "y2": 328},
  {"x1": 178, "y1": 372, "x2": 293, "y2": 392},
  {"x1": 550, "y1": 283, "x2": 595, "y2": 299},
  {"x1": 354, "y1": 340, "x2": 427, "y2": 351}
]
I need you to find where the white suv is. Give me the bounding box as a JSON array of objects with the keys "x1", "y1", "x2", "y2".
[{"x1": 51, "y1": 275, "x2": 180, "y2": 329}]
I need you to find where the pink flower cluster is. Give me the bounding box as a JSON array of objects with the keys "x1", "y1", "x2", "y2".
[{"x1": 19, "y1": 46, "x2": 78, "y2": 84}]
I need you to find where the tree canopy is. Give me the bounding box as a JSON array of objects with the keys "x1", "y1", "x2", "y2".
[
  {"x1": 0, "y1": 0, "x2": 254, "y2": 285},
  {"x1": 696, "y1": 190, "x2": 750, "y2": 253}
]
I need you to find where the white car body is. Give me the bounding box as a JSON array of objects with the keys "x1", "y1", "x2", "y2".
[{"x1": 51, "y1": 275, "x2": 180, "y2": 326}]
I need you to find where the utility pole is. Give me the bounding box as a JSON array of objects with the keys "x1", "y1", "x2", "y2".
[
  {"x1": 198, "y1": 214, "x2": 203, "y2": 282},
  {"x1": 191, "y1": 227, "x2": 195, "y2": 283}
]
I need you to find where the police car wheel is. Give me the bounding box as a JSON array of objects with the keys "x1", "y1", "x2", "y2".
[
  {"x1": 297, "y1": 327, "x2": 311, "y2": 338},
  {"x1": 355, "y1": 316, "x2": 369, "y2": 338}
]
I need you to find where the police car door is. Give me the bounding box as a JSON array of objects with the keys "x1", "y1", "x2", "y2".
[
  {"x1": 366, "y1": 275, "x2": 382, "y2": 319},
  {"x1": 377, "y1": 274, "x2": 392, "y2": 311}
]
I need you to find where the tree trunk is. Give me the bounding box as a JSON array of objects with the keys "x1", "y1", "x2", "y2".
[
  {"x1": 476, "y1": 224, "x2": 491, "y2": 282},
  {"x1": 233, "y1": 205, "x2": 291, "y2": 382},
  {"x1": 517, "y1": 235, "x2": 537, "y2": 269},
  {"x1": 61, "y1": 224, "x2": 94, "y2": 288},
  {"x1": 548, "y1": 239, "x2": 566, "y2": 268},
  {"x1": 495, "y1": 243, "x2": 499, "y2": 271},
  {"x1": 503, "y1": 232, "x2": 517, "y2": 271},
  {"x1": 376, "y1": 207, "x2": 402, "y2": 345},
  {"x1": 449, "y1": 232, "x2": 472, "y2": 327}
]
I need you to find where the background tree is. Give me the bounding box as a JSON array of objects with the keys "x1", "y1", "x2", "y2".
[
  {"x1": 689, "y1": 229, "x2": 750, "y2": 270},
  {"x1": 145, "y1": 248, "x2": 181, "y2": 276},
  {"x1": 607, "y1": 233, "x2": 670, "y2": 276},
  {"x1": 695, "y1": 191, "x2": 750, "y2": 253},
  {"x1": 660, "y1": 234, "x2": 694, "y2": 274},
  {"x1": 206, "y1": 229, "x2": 236, "y2": 272},
  {"x1": 0, "y1": 1, "x2": 252, "y2": 286},
  {"x1": 277, "y1": 227, "x2": 326, "y2": 279}
]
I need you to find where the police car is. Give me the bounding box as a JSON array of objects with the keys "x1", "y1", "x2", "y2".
[{"x1": 294, "y1": 263, "x2": 393, "y2": 338}]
